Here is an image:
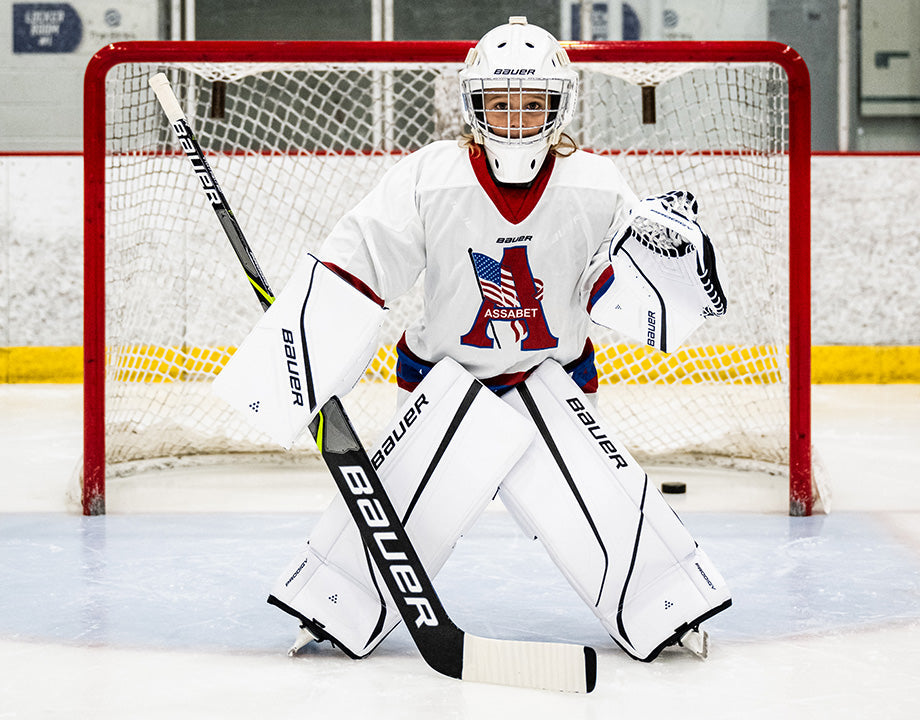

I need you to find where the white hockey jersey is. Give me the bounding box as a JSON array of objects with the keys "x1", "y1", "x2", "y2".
[{"x1": 318, "y1": 140, "x2": 638, "y2": 391}]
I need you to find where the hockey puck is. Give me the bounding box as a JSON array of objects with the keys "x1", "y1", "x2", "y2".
[{"x1": 661, "y1": 481, "x2": 687, "y2": 494}]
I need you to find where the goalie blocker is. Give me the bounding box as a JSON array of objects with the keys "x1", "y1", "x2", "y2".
[{"x1": 212, "y1": 253, "x2": 386, "y2": 448}]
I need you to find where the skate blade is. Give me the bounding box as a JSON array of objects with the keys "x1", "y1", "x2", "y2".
[{"x1": 678, "y1": 627, "x2": 709, "y2": 660}]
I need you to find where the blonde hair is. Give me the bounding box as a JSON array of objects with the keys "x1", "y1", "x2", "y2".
[{"x1": 458, "y1": 132, "x2": 578, "y2": 159}]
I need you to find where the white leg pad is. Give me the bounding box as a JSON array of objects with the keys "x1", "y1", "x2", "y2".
[
  {"x1": 499, "y1": 360, "x2": 731, "y2": 661},
  {"x1": 269, "y1": 358, "x2": 535, "y2": 657}
]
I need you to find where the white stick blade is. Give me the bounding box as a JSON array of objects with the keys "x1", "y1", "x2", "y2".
[{"x1": 462, "y1": 634, "x2": 596, "y2": 693}]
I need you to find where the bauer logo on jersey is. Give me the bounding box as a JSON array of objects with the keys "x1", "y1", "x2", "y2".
[{"x1": 462, "y1": 246, "x2": 558, "y2": 350}]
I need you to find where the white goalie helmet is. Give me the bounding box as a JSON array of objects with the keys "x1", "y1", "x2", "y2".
[{"x1": 459, "y1": 16, "x2": 578, "y2": 184}]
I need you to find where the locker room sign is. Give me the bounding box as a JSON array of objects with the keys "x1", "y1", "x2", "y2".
[{"x1": 13, "y1": 3, "x2": 83, "y2": 53}]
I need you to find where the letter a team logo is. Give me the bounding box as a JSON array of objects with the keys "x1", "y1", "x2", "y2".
[{"x1": 462, "y1": 246, "x2": 558, "y2": 350}]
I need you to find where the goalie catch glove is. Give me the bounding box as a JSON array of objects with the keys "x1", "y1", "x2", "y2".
[{"x1": 590, "y1": 191, "x2": 727, "y2": 353}]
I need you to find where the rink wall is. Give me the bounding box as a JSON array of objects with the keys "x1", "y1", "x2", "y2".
[{"x1": 0, "y1": 152, "x2": 918, "y2": 383}]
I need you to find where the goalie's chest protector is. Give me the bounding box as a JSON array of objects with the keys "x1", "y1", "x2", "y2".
[{"x1": 329, "y1": 141, "x2": 633, "y2": 380}]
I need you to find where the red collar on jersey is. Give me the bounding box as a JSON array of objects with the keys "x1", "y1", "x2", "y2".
[{"x1": 468, "y1": 148, "x2": 555, "y2": 225}]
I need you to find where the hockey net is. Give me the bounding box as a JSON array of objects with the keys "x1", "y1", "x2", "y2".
[{"x1": 83, "y1": 41, "x2": 812, "y2": 515}]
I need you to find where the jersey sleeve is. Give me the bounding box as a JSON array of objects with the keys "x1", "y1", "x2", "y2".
[
  {"x1": 317, "y1": 151, "x2": 427, "y2": 302},
  {"x1": 580, "y1": 166, "x2": 639, "y2": 313}
]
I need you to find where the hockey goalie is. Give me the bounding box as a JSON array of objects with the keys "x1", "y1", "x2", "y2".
[{"x1": 214, "y1": 17, "x2": 731, "y2": 665}]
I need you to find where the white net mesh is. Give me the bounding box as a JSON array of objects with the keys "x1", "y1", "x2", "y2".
[{"x1": 96, "y1": 55, "x2": 792, "y2": 480}]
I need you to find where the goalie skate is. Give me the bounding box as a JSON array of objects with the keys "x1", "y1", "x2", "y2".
[
  {"x1": 287, "y1": 624, "x2": 320, "y2": 657},
  {"x1": 677, "y1": 626, "x2": 709, "y2": 660}
]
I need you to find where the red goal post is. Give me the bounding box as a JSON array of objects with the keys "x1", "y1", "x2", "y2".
[{"x1": 83, "y1": 40, "x2": 812, "y2": 516}]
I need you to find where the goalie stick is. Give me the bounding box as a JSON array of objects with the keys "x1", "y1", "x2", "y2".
[{"x1": 149, "y1": 72, "x2": 597, "y2": 693}]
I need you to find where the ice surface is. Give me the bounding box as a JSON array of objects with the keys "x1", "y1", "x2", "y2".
[{"x1": 1, "y1": 384, "x2": 919, "y2": 718}]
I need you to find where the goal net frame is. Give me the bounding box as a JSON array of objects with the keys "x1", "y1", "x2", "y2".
[{"x1": 83, "y1": 40, "x2": 812, "y2": 516}]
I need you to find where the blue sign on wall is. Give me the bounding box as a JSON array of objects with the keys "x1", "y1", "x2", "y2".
[
  {"x1": 570, "y1": 3, "x2": 641, "y2": 41},
  {"x1": 13, "y1": 3, "x2": 83, "y2": 53}
]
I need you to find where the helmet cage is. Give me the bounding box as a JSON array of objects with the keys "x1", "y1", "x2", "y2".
[{"x1": 460, "y1": 76, "x2": 575, "y2": 147}]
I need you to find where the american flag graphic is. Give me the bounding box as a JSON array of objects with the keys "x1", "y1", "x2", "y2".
[
  {"x1": 470, "y1": 252, "x2": 544, "y2": 307},
  {"x1": 470, "y1": 251, "x2": 544, "y2": 342}
]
